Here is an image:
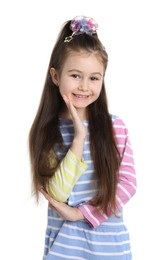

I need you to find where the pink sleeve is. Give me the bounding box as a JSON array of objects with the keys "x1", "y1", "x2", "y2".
[{"x1": 79, "y1": 117, "x2": 137, "y2": 228}]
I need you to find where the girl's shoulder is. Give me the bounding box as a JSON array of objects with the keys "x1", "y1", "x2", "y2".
[
  {"x1": 111, "y1": 114, "x2": 126, "y2": 125},
  {"x1": 111, "y1": 114, "x2": 128, "y2": 134}
]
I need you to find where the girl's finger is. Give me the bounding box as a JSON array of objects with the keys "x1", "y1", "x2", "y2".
[
  {"x1": 62, "y1": 95, "x2": 78, "y2": 119},
  {"x1": 39, "y1": 188, "x2": 52, "y2": 200},
  {"x1": 39, "y1": 188, "x2": 58, "y2": 206},
  {"x1": 62, "y1": 95, "x2": 70, "y2": 107}
]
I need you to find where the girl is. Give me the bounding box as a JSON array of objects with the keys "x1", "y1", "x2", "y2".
[{"x1": 29, "y1": 15, "x2": 137, "y2": 260}]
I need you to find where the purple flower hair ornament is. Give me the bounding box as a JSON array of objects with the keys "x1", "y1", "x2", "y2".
[{"x1": 64, "y1": 15, "x2": 98, "y2": 43}]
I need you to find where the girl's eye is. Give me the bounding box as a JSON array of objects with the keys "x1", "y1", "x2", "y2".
[
  {"x1": 71, "y1": 74, "x2": 80, "y2": 79},
  {"x1": 90, "y1": 76, "x2": 99, "y2": 81}
]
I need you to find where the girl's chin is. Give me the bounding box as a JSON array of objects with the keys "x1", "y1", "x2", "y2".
[
  {"x1": 73, "y1": 106, "x2": 87, "y2": 110},
  {"x1": 72, "y1": 100, "x2": 91, "y2": 108},
  {"x1": 72, "y1": 101, "x2": 88, "y2": 107}
]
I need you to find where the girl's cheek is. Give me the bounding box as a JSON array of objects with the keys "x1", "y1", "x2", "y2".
[
  {"x1": 59, "y1": 89, "x2": 70, "y2": 99},
  {"x1": 59, "y1": 88, "x2": 65, "y2": 96}
]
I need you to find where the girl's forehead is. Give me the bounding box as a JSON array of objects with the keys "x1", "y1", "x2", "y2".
[
  {"x1": 63, "y1": 50, "x2": 104, "y2": 67},
  {"x1": 62, "y1": 52, "x2": 103, "y2": 73},
  {"x1": 66, "y1": 49, "x2": 99, "y2": 59}
]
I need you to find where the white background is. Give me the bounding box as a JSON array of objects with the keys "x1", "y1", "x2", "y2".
[{"x1": 0, "y1": 1, "x2": 161, "y2": 259}]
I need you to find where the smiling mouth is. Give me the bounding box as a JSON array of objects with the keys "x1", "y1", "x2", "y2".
[{"x1": 73, "y1": 94, "x2": 90, "y2": 98}]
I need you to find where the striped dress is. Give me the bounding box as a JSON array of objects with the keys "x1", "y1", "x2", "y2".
[{"x1": 43, "y1": 115, "x2": 137, "y2": 260}]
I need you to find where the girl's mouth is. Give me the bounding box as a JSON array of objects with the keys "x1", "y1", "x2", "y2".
[{"x1": 73, "y1": 94, "x2": 89, "y2": 98}]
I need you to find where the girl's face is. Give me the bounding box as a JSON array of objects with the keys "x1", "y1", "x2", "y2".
[{"x1": 50, "y1": 50, "x2": 104, "y2": 119}]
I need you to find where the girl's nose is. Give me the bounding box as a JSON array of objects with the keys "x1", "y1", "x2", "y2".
[{"x1": 78, "y1": 80, "x2": 89, "y2": 91}]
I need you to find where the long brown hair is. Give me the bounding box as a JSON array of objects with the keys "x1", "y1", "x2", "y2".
[{"x1": 29, "y1": 19, "x2": 121, "y2": 214}]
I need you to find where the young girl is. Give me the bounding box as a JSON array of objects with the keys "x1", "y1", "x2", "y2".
[{"x1": 29, "y1": 15, "x2": 137, "y2": 260}]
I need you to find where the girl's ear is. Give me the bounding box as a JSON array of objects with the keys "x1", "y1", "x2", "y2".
[{"x1": 50, "y1": 67, "x2": 59, "y2": 86}]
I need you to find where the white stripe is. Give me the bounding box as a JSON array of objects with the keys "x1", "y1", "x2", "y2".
[
  {"x1": 66, "y1": 154, "x2": 86, "y2": 172},
  {"x1": 115, "y1": 134, "x2": 127, "y2": 138},
  {"x1": 127, "y1": 142, "x2": 132, "y2": 149},
  {"x1": 118, "y1": 183, "x2": 131, "y2": 199},
  {"x1": 62, "y1": 133, "x2": 74, "y2": 137},
  {"x1": 80, "y1": 206, "x2": 99, "y2": 226},
  {"x1": 47, "y1": 225, "x2": 60, "y2": 231},
  {"x1": 83, "y1": 169, "x2": 94, "y2": 174},
  {"x1": 51, "y1": 181, "x2": 67, "y2": 198},
  {"x1": 63, "y1": 165, "x2": 77, "y2": 179},
  {"x1": 102, "y1": 221, "x2": 124, "y2": 226},
  {"x1": 124, "y1": 151, "x2": 134, "y2": 158},
  {"x1": 101, "y1": 211, "x2": 109, "y2": 220},
  {"x1": 50, "y1": 252, "x2": 86, "y2": 259},
  {"x1": 58, "y1": 150, "x2": 90, "y2": 156},
  {"x1": 117, "y1": 144, "x2": 125, "y2": 148},
  {"x1": 130, "y1": 181, "x2": 137, "y2": 190},
  {"x1": 52, "y1": 242, "x2": 131, "y2": 256},
  {"x1": 119, "y1": 170, "x2": 136, "y2": 178},
  {"x1": 71, "y1": 189, "x2": 97, "y2": 196},
  {"x1": 113, "y1": 124, "x2": 126, "y2": 129},
  {"x1": 83, "y1": 150, "x2": 90, "y2": 154},
  {"x1": 68, "y1": 196, "x2": 93, "y2": 205},
  {"x1": 121, "y1": 161, "x2": 134, "y2": 167},
  {"x1": 48, "y1": 216, "x2": 62, "y2": 221},
  {"x1": 116, "y1": 194, "x2": 124, "y2": 207},
  {"x1": 77, "y1": 180, "x2": 96, "y2": 184},
  {"x1": 59, "y1": 232, "x2": 130, "y2": 246},
  {"x1": 64, "y1": 140, "x2": 90, "y2": 146},
  {"x1": 62, "y1": 178, "x2": 73, "y2": 188},
  {"x1": 85, "y1": 160, "x2": 93, "y2": 164},
  {"x1": 57, "y1": 170, "x2": 73, "y2": 188}
]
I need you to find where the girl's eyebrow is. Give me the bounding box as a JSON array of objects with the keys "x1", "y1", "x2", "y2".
[{"x1": 68, "y1": 69, "x2": 103, "y2": 76}]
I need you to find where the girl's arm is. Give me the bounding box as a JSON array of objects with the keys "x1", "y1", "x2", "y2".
[
  {"x1": 79, "y1": 117, "x2": 137, "y2": 228},
  {"x1": 47, "y1": 149, "x2": 87, "y2": 201},
  {"x1": 46, "y1": 95, "x2": 88, "y2": 201}
]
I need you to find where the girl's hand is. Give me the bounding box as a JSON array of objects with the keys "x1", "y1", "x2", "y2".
[
  {"x1": 39, "y1": 188, "x2": 84, "y2": 221},
  {"x1": 63, "y1": 95, "x2": 87, "y2": 139}
]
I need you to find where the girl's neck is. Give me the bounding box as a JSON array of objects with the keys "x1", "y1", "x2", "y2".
[{"x1": 59, "y1": 107, "x2": 88, "y2": 121}]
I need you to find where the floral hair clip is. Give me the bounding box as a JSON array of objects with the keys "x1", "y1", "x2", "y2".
[{"x1": 64, "y1": 15, "x2": 98, "y2": 43}]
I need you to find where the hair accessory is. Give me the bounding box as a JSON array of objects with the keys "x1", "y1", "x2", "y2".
[{"x1": 64, "y1": 15, "x2": 98, "y2": 43}]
